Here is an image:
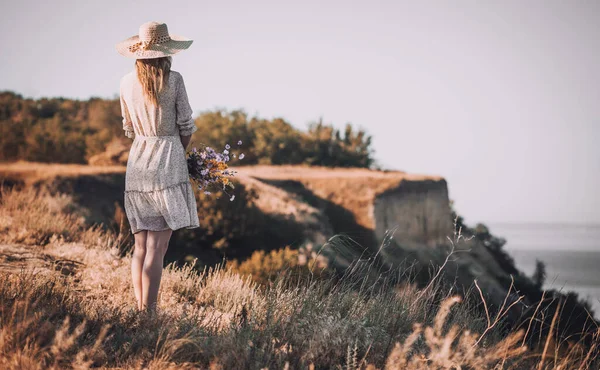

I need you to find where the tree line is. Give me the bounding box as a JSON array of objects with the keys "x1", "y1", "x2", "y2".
[{"x1": 0, "y1": 91, "x2": 374, "y2": 168}]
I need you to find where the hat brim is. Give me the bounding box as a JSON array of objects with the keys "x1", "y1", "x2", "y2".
[{"x1": 116, "y1": 34, "x2": 193, "y2": 59}]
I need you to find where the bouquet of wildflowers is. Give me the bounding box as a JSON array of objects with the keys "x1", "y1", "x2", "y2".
[{"x1": 186, "y1": 141, "x2": 245, "y2": 201}]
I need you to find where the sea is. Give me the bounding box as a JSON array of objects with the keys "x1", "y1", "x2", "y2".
[{"x1": 488, "y1": 223, "x2": 600, "y2": 316}]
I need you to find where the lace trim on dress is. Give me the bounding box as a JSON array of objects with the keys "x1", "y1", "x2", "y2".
[{"x1": 124, "y1": 181, "x2": 192, "y2": 194}]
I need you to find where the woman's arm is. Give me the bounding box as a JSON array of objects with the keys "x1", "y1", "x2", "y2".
[
  {"x1": 175, "y1": 73, "x2": 197, "y2": 150},
  {"x1": 120, "y1": 80, "x2": 135, "y2": 139}
]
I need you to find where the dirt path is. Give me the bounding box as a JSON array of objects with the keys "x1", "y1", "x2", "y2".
[{"x1": 0, "y1": 244, "x2": 83, "y2": 276}]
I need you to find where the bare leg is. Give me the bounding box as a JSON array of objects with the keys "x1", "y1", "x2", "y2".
[
  {"x1": 142, "y1": 229, "x2": 173, "y2": 311},
  {"x1": 132, "y1": 230, "x2": 148, "y2": 310}
]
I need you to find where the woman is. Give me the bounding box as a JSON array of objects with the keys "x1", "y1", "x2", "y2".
[{"x1": 116, "y1": 21, "x2": 200, "y2": 311}]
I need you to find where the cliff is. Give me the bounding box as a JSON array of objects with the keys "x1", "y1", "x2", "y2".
[
  {"x1": 236, "y1": 165, "x2": 521, "y2": 307},
  {"x1": 236, "y1": 165, "x2": 452, "y2": 258}
]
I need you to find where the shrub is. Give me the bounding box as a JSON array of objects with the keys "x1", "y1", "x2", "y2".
[
  {"x1": 531, "y1": 259, "x2": 546, "y2": 289},
  {"x1": 171, "y1": 182, "x2": 267, "y2": 266},
  {"x1": 193, "y1": 110, "x2": 375, "y2": 168},
  {"x1": 227, "y1": 245, "x2": 329, "y2": 285}
]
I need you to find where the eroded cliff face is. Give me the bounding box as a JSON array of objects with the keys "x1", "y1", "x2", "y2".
[
  {"x1": 237, "y1": 166, "x2": 447, "y2": 245},
  {"x1": 368, "y1": 177, "x2": 522, "y2": 308},
  {"x1": 373, "y1": 179, "x2": 453, "y2": 249}
]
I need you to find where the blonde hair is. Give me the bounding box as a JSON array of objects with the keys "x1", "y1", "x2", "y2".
[{"x1": 135, "y1": 56, "x2": 172, "y2": 106}]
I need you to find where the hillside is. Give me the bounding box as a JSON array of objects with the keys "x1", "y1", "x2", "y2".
[{"x1": 1, "y1": 184, "x2": 599, "y2": 368}]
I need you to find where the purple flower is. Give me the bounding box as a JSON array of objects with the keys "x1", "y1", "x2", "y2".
[
  {"x1": 239, "y1": 153, "x2": 245, "y2": 160},
  {"x1": 188, "y1": 141, "x2": 239, "y2": 195}
]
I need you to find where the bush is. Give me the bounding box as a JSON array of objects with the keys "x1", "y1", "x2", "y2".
[
  {"x1": 531, "y1": 259, "x2": 546, "y2": 289},
  {"x1": 227, "y1": 245, "x2": 329, "y2": 285},
  {"x1": 169, "y1": 182, "x2": 267, "y2": 266},
  {"x1": 193, "y1": 110, "x2": 375, "y2": 168},
  {"x1": 0, "y1": 92, "x2": 122, "y2": 163}
]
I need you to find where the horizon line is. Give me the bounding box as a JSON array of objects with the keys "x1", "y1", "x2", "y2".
[{"x1": 485, "y1": 221, "x2": 600, "y2": 228}]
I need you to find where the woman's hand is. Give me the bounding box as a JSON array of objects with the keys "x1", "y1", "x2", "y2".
[{"x1": 180, "y1": 134, "x2": 192, "y2": 150}]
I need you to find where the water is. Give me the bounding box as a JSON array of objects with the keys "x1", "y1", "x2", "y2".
[{"x1": 489, "y1": 223, "x2": 600, "y2": 316}]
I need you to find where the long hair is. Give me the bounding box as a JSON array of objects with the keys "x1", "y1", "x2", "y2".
[{"x1": 135, "y1": 56, "x2": 172, "y2": 106}]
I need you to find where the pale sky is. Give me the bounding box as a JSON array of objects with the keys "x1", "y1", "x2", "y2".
[{"x1": 1, "y1": 0, "x2": 599, "y2": 225}]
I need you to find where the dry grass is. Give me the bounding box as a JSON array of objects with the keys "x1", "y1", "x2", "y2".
[
  {"x1": 0, "y1": 186, "x2": 109, "y2": 246},
  {"x1": 0, "y1": 187, "x2": 598, "y2": 369}
]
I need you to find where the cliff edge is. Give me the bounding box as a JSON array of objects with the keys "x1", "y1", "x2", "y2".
[{"x1": 237, "y1": 165, "x2": 520, "y2": 307}]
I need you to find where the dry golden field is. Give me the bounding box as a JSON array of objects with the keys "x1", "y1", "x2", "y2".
[{"x1": 0, "y1": 180, "x2": 598, "y2": 369}]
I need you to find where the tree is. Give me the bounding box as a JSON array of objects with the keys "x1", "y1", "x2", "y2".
[
  {"x1": 304, "y1": 118, "x2": 374, "y2": 167},
  {"x1": 194, "y1": 109, "x2": 256, "y2": 163},
  {"x1": 532, "y1": 259, "x2": 547, "y2": 289},
  {"x1": 250, "y1": 117, "x2": 304, "y2": 165}
]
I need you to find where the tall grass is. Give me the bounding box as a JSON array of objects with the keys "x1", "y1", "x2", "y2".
[
  {"x1": 0, "y1": 186, "x2": 129, "y2": 251},
  {"x1": 0, "y1": 187, "x2": 598, "y2": 369}
]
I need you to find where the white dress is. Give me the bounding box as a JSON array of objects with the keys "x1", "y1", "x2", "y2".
[{"x1": 119, "y1": 69, "x2": 200, "y2": 234}]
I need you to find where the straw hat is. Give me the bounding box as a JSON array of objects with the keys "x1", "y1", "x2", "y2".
[{"x1": 116, "y1": 21, "x2": 193, "y2": 59}]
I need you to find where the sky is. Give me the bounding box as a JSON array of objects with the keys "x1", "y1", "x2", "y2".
[{"x1": 1, "y1": 0, "x2": 599, "y2": 225}]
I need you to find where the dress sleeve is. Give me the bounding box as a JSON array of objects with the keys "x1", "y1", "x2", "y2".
[
  {"x1": 120, "y1": 82, "x2": 135, "y2": 139},
  {"x1": 175, "y1": 73, "x2": 198, "y2": 136}
]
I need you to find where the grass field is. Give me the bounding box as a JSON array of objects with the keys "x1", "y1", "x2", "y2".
[{"x1": 0, "y1": 183, "x2": 598, "y2": 369}]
